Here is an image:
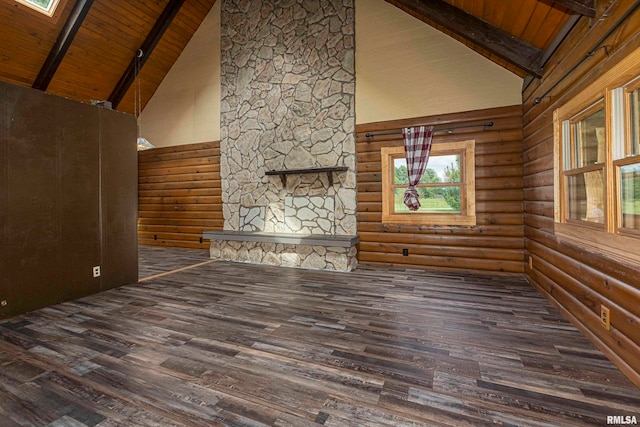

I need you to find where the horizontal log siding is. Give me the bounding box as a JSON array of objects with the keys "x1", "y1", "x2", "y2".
[
  {"x1": 522, "y1": 0, "x2": 640, "y2": 386},
  {"x1": 138, "y1": 141, "x2": 222, "y2": 249},
  {"x1": 355, "y1": 105, "x2": 524, "y2": 274}
]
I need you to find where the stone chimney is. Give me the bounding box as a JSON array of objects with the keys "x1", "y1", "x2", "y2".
[{"x1": 220, "y1": 0, "x2": 357, "y2": 238}]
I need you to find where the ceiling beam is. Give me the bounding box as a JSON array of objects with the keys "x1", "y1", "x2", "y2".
[
  {"x1": 552, "y1": 0, "x2": 596, "y2": 17},
  {"x1": 108, "y1": 0, "x2": 186, "y2": 109},
  {"x1": 32, "y1": 0, "x2": 95, "y2": 91},
  {"x1": 540, "y1": 14, "x2": 582, "y2": 67},
  {"x1": 385, "y1": 0, "x2": 544, "y2": 77}
]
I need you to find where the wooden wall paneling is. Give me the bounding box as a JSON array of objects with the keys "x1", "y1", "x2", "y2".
[
  {"x1": 523, "y1": 0, "x2": 640, "y2": 119},
  {"x1": 356, "y1": 105, "x2": 524, "y2": 274},
  {"x1": 99, "y1": 108, "x2": 138, "y2": 291},
  {"x1": 0, "y1": 82, "x2": 7, "y2": 314},
  {"x1": 138, "y1": 141, "x2": 222, "y2": 249},
  {"x1": 358, "y1": 105, "x2": 521, "y2": 132},
  {"x1": 521, "y1": 5, "x2": 602, "y2": 101},
  {"x1": 358, "y1": 241, "x2": 523, "y2": 261},
  {"x1": 357, "y1": 252, "x2": 524, "y2": 273},
  {"x1": 527, "y1": 239, "x2": 640, "y2": 339},
  {"x1": 358, "y1": 231, "x2": 525, "y2": 249},
  {"x1": 527, "y1": 259, "x2": 640, "y2": 384},
  {"x1": 525, "y1": 226, "x2": 640, "y2": 286},
  {"x1": 138, "y1": 181, "x2": 220, "y2": 193},
  {"x1": 522, "y1": 0, "x2": 640, "y2": 385},
  {"x1": 528, "y1": 256, "x2": 640, "y2": 373}
]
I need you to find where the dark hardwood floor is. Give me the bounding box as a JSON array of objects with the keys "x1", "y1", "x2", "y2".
[
  {"x1": 137, "y1": 246, "x2": 212, "y2": 280},
  {"x1": 1, "y1": 246, "x2": 639, "y2": 426}
]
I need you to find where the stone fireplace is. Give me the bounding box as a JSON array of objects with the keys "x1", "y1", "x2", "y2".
[{"x1": 207, "y1": 0, "x2": 358, "y2": 271}]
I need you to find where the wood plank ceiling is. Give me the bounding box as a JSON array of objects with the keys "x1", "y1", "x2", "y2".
[
  {"x1": 0, "y1": 0, "x2": 216, "y2": 115},
  {"x1": 385, "y1": 0, "x2": 590, "y2": 77},
  {"x1": 0, "y1": 0, "x2": 588, "y2": 115}
]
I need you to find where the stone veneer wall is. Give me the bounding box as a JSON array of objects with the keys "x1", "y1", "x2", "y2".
[
  {"x1": 210, "y1": 241, "x2": 357, "y2": 271},
  {"x1": 220, "y1": 0, "x2": 356, "y2": 236}
]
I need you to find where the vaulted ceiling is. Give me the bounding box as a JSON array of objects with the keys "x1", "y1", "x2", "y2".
[
  {"x1": 0, "y1": 0, "x2": 591, "y2": 115},
  {"x1": 0, "y1": 0, "x2": 216, "y2": 114},
  {"x1": 386, "y1": 0, "x2": 592, "y2": 77}
]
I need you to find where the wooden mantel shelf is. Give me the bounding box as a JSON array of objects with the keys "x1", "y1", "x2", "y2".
[{"x1": 265, "y1": 166, "x2": 348, "y2": 186}]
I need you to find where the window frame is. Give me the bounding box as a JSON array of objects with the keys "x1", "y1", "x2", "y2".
[
  {"x1": 615, "y1": 77, "x2": 640, "y2": 237},
  {"x1": 13, "y1": 0, "x2": 63, "y2": 18},
  {"x1": 381, "y1": 139, "x2": 476, "y2": 226},
  {"x1": 553, "y1": 46, "x2": 640, "y2": 265},
  {"x1": 624, "y1": 77, "x2": 640, "y2": 156},
  {"x1": 561, "y1": 100, "x2": 607, "y2": 229}
]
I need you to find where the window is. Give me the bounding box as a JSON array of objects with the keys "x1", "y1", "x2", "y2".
[
  {"x1": 554, "y1": 47, "x2": 640, "y2": 264},
  {"x1": 561, "y1": 102, "x2": 606, "y2": 226},
  {"x1": 381, "y1": 140, "x2": 475, "y2": 226},
  {"x1": 14, "y1": 0, "x2": 61, "y2": 16},
  {"x1": 617, "y1": 80, "x2": 640, "y2": 233}
]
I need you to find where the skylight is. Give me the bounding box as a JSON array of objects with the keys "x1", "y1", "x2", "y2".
[{"x1": 15, "y1": 0, "x2": 60, "y2": 17}]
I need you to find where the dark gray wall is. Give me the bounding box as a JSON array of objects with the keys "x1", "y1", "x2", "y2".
[{"x1": 0, "y1": 81, "x2": 137, "y2": 318}]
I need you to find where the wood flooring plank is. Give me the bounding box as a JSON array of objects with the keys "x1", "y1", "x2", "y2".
[{"x1": 0, "y1": 246, "x2": 638, "y2": 426}]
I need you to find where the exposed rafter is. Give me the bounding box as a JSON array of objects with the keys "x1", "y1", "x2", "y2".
[
  {"x1": 552, "y1": 0, "x2": 596, "y2": 17},
  {"x1": 385, "y1": 0, "x2": 544, "y2": 77},
  {"x1": 540, "y1": 14, "x2": 582, "y2": 67},
  {"x1": 108, "y1": 0, "x2": 186, "y2": 109},
  {"x1": 32, "y1": 0, "x2": 95, "y2": 91}
]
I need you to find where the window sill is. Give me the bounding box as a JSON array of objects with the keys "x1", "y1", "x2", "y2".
[
  {"x1": 382, "y1": 213, "x2": 476, "y2": 226},
  {"x1": 555, "y1": 222, "x2": 640, "y2": 266}
]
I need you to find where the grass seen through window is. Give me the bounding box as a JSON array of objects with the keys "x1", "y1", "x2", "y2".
[{"x1": 393, "y1": 154, "x2": 461, "y2": 213}]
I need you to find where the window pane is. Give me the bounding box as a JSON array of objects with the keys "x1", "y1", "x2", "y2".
[
  {"x1": 620, "y1": 163, "x2": 640, "y2": 230},
  {"x1": 393, "y1": 158, "x2": 408, "y2": 184},
  {"x1": 25, "y1": 0, "x2": 53, "y2": 10},
  {"x1": 14, "y1": 0, "x2": 59, "y2": 15},
  {"x1": 393, "y1": 154, "x2": 460, "y2": 184},
  {"x1": 35, "y1": 0, "x2": 51, "y2": 7},
  {"x1": 423, "y1": 154, "x2": 460, "y2": 183},
  {"x1": 393, "y1": 187, "x2": 460, "y2": 213},
  {"x1": 631, "y1": 88, "x2": 640, "y2": 156},
  {"x1": 567, "y1": 170, "x2": 604, "y2": 224},
  {"x1": 573, "y1": 107, "x2": 605, "y2": 167}
]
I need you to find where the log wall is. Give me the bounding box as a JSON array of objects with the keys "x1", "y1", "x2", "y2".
[
  {"x1": 356, "y1": 105, "x2": 525, "y2": 274},
  {"x1": 138, "y1": 141, "x2": 222, "y2": 249},
  {"x1": 522, "y1": 0, "x2": 640, "y2": 386}
]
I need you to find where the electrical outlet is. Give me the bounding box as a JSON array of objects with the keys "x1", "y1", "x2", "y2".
[
  {"x1": 402, "y1": 248, "x2": 409, "y2": 256},
  {"x1": 528, "y1": 256, "x2": 533, "y2": 269},
  {"x1": 600, "y1": 305, "x2": 611, "y2": 330},
  {"x1": 92, "y1": 266, "x2": 101, "y2": 278}
]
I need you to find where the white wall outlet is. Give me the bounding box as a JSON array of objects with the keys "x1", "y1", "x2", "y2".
[{"x1": 92, "y1": 266, "x2": 101, "y2": 278}]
